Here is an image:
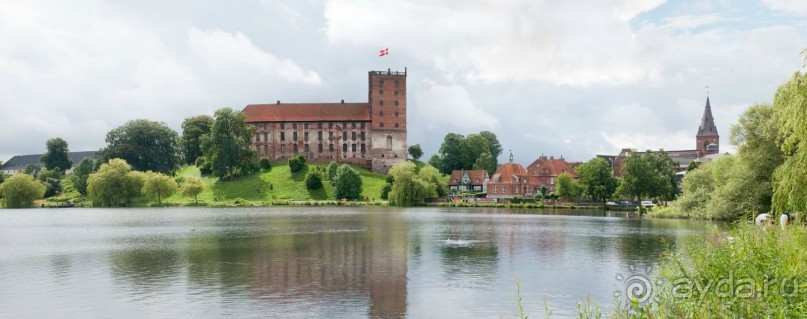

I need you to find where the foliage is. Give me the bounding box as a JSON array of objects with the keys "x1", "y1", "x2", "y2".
[
  {"x1": 387, "y1": 161, "x2": 436, "y2": 206},
  {"x1": 408, "y1": 144, "x2": 423, "y2": 160},
  {"x1": 200, "y1": 108, "x2": 257, "y2": 180},
  {"x1": 180, "y1": 115, "x2": 214, "y2": 165},
  {"x1": 142, "y1": 171, "x2": 178, "y2": 204},
  {"x1": 289, "y1": 154, "x2": 306, "y2": 173},
  {"x1": 259, "y1": 157, "x2": 271, "y2": 170},
  {"x1": 555, "y1": 172, "x2": 581, "y2": 201},
  {"x1": 473, "y1": 152, "x2": 496, "y2": 176},
  {"x1": 87, "y1": 158, "x2": 145, "y2": 207},
  {"x1": 24, "y1": 164, "x2": 41, "y2": 177},
  {"x1": 40, "y1": 137, "x2": 72, "y2": 172},
  {"x1": 70, "y1": 158, "x2": 95, "y2": 195},
  {"x1": 38, "y1": 168, "x2": 63, "y2": 198},
  {"x1": 427, "y1": 154, "x2": 443, "y2": 173},
  {"x1": 98, "y1": 119, "x2": 180, "y2": 174},
  {"x1": 380, "y1": 183, "x2": 392, "y2": 200},
  {"x1": 686, "y1": 160, "x2": 698, "y2": 172},
  {"x1": 617, "y1": 150, "x2": 677, "y2": 203},
  {"x1": 0, "y1": 173, "x2": 45, "y2": 208},
  {"x1": 180, "y1": 176, "x2": 204, "y2": 203},
  {"x1": 771, "y1": 69, "x2": 807, "y2": 213},
  {"x1": 479, "y1": 130, "x2": 503, "y2": 160},
  {"x1": 575, "y1": 158, "x2": 617, "y2": 203},
  {"x1": 325, "y1": 161, "x2": 338, "y2": 180},
  {"x1": 431, "y1": 131, "x2": 503, "y2": 175},
  {"x1": 333, "y1": 164, "x2": 363, "y2": 200},
  {"x1": 305, "y1": 170, "x2": 323, "y2": 190},
  {"x1": 464, "y1": 134, "x2": 490, "y2": 169},
  {"x1": 418, "y1": 164, "x2": 445, "y2": 197}
]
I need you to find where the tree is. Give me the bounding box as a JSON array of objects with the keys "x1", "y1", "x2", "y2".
[
  {"x1": 417, "y1": 164, "x2": 443, "y2": 197},
  {"x1": 180, "y1": 115, "x2": 214, "y2": 165},
  {"x1": 38, "y1": 168, "x2": 63, "y2": 198},
  {"x1": 24, "y1": 164, "x2": 41, "y2": 177},
  {"x1": 333, "y1": 164, "x2": 362, "y2": 200},
  {"x1": 259, "y1": 157, "x2": 271, "y2": 170},
  {"x1": 427, "y1": 154, "x2": 443, "y2": 173},
  {"x1": 555, "y1": 172, "x2": 581, "y2": 202},
  {"x1": 326, "y1": 161, "x2": 338, "y2": 180},
  {"x1": 473, "y1": 152, "x2": 496, "y2": 176},
  {"x1": 435, "y1": 133, "x2": 467, "y2": 174},
  {"x1": 305, "y1": 171, "x2": 323, "y2": 190},
  {"x1": 617, "y1": 150, "x2": 677, "y2": 205},
  {"x1": 464, "y1": 134, "x2": 490, "y2": 169},
  {"x1": 40, "y1": 138, "x2": 72, "y2": 172},
  {"x1": 479, "y1": 131, "x2": 503, "y2": 160},
  {"x1": 575, "y1": 157, "x2": 617, "y2": 203},
  {"x1": 388, "y1": 161, "x2": 435, "y2": 206},
  {"x1": 289, "y1": 155, "x2": 305, "y2": 173},
  {"x1": 772, "y1": 65, "x2": 807, "y2": 215},
  {"x1": 70, "y1": 158, "x2": 95, "y2": 195},
  {"x1": 98, "y1": 119, "x2": 180, "y2": 174},
  {"x1": 686, "y1": 160, "x2": 698, "y2": 172},
  {"x1": 201, "y1": 108, "x2": 257, "y2": 180},
  {"x1": 142, "y1": 172, "x2": 178, "y2": 204},
  {"x1": 408, "y1": 144, "x2": 424, "y2": 160},
  {"x1": 180, "y1": 177, "x2": 204, "y2": 203},
  {"x1": 0, "y1": 173, "x2": 45, "y2": 208},
  {"x1": 87, "y1": 158, "x2": 145, "y2": 207}
]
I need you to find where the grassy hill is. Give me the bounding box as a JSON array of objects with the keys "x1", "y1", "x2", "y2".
[{"x1": 162, "y1": 162, "x2": 388, "y2": 204}]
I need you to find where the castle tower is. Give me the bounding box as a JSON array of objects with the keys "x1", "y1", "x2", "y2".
[
  {"x1": 696, "y1": 96, "x2": 719, "y2": 155},
  {"x1": 368, "y1": 68, "x2": 407, "y2": 173}
]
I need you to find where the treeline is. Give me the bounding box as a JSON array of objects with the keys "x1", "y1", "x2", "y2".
[
  {"x1": 651, "y1": 68, "x2": 806, "y2": 221},
  {"x1": 427, "y1": 131, "x2": 502, "y2": 176}
]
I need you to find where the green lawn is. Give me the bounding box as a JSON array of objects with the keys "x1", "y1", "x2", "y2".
[{"x1": 164, "y1": 162, "x2": 388, "y2": 204}]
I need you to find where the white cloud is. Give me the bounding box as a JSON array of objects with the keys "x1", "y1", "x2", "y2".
[
  {"x1": 414, "y1": 81, "x2": 499, "y2": 131},
  {"x1": 762, "y1": 0, "x2": 807, "y2": 15}
]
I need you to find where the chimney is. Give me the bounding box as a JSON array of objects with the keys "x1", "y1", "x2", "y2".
[
  {"x1": 341, "y1": 99, "x2": 344, "y2": 104},
  {"x1": 276, "y1": 100, "x2": 280, "y2": 104}
]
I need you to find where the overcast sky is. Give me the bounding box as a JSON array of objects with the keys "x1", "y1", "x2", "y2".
[{"x1": 1, "y1": 0, "x2": 806, "y2": 164}]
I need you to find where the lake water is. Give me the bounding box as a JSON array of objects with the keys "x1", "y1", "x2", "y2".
[{"x1": 0, "y1": 207, "x2": 723, "y2": 318}]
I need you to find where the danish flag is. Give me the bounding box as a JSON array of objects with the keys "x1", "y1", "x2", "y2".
[{"x1": 379, "y1": 48, "x2": 389, "y2": 56}]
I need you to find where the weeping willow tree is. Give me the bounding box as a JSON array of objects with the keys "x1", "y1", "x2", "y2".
[
  {"x1": 771, "y1": 56, "x2": 807, "y2": 218},
  {"x1": 388, "y1": 161, "x2": 438, "y2": 207}
]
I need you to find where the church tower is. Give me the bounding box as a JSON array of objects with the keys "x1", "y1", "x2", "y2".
[
  {"x1": 696, "y1": 96, "x2": 719, "y2": 156},
  {"x1": 368, "y1": 68, "x2": 407, "y2": 173}
]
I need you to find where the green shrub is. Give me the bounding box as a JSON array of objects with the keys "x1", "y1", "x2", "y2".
[
  {"x1": 305, "y1": 171, "x2": 323, "y2": 190},
  {"x1": 380, "y1": 183, "x2": 392, "y2": 200},
  {"x1": 0, "y1": 174, "x2": 46, "y2": 208},
  {"x1": 333, "y1": 164, "x2": 362, "y2": 200},
  {"x1": 259, "y1": 157, "x2": 271, "y2": 170},
  {"x1": 326, "y1": 161, "x2": 338, "y2": 180},
  {"x1": 289, "y1": 157, "x2": 304, "y2": 173}
]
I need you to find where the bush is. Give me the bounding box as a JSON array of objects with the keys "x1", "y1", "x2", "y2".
[
  {"x1": 380, "y1": 183, "x2": 392, "y2": 200},
  {"x1": 333, "y1": 164, "x2": 362, "y2": 200},
  {"x1": 289, "y1": 157, "x2": 305, "y2": 173},
  {"x1": 305, "y1": 171, "x2": 323, "y2": 190},
  {"x1": 195, "y1": 157, "x2": 204, "y2": 167},
  {"x1": 326, "y1": 161, "x2": 338, "y2": 180},
  {"x1": 259, "y1": 157, "x2": 271, "y2": 170},
  {"x1": 87, "y1": 158, "x2": 145, "y2": 207},
  {"x1": 0, "y1": 173, "x2": 46, "y2": 208}
]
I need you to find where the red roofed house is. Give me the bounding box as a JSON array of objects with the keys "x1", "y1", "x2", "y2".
[
  {"x1": 448, "y1": 170, "x2": 489, "y2": 192},
  {"x1": 242, "y1": 69, "x2": 407, "y2": 173},
  {"x1": 525, "y1": 155, "x2": 578, "y2": 193},
  {"x1": 486, "y1": 157, "x2": 533, "y2": 199}
]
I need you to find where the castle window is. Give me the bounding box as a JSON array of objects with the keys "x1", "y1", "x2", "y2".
[
  {"x1": 305, "y1": 144, "x2": 309, "y2": 152},
  {"x1": 394, "y1": 91, "x2": 398, "y2": 96},
  {"x1": 379, "y1": 90, "x2": 383, "y2": 95},
  {"x1": 329, "y1": 122, "x2": 333, "y2": 129},
  {"x1": 379, "y1": 100, "x2": 384, "y2": 105},
  {"x1": 386, "y1": 135, "x2": 392, "y2": 150},
  {"x1": 318, "y1": 122, "x2": 322, "y2": 129},
  {"x1": 380, "y1": 111, "x2": 384, "y2": 117},
  {"x1": 280, "y1": 132, "x2": 285, "y2": 141},
  {"x1": 351, "y1": 122, "x2": 356, "y2": 129},
  {"x1": 494, "y1": 186, "x2": 497, "y2": 194},
  {"x1": 281, "y1": 144, "x2": 286, "y2": 153},
  {"x1": 395, "y1": 123, "x2": 399, "y2": 128},
  {"x1": 361, "y1": 132, "x2": 365, "y2": 141},
  {"x1": 304, "y1": 132, "x2": 309, "y2": 141},
  {"x1": 379, "y1": 79, "x2": 384, "y2": 85},
  {"x1": 293, "y1": 144, "x2": 298, "y2": 153},
  {"x1": 361, "y1": 144, "x2": 366, "y2": 153},
  {"x1": 293, "y1": 123, "x2": 297, "y2": 129},
  {"x1": 360, "y1": 122, "x2": 365, "y2": 129},
  {"x1": 263, "y1": 133, "x2": 267, "y2": 142},
  {"x1": 342, "y1": 132, "x2": 347, "y2": 140},
  {"x1": 329, "y1": 144, "x2": 334, "y2": 151},
  {"x1": 263, "y1": 145, "x2": 268, "y2": 154},
  {"x1": 304, "y1": 122, "x2": 308, "y2": 129},
  {"x1": 380, "y1": 123, "x2": 384, "y2": 128},
  {"x1": 293, "y1": 132, "x2": 298, "y2": 141},
  {"x1": 395, "y1": 101, "x2": 399, "y2": 106},
  {"x1": 342, "y1": 144, "x2": 347, "y2": 152},
  {"x1": 281, "y1": 123, "x2": 285, "y2": 129},
  {"x1": 318, "y1": 131, "x2": 322, "y2": 141},
  {"x1": 318, "y1": 144, "x2": 323, "y2": 153},
  {"x1": 394, "y1": 80, "x2": 399, "y2": 86},
  {"x1": 343, "y1": 122, "x2": 347, "y2": 128},
  {"x1": 352, "y1": 132, "x2": 356, "y2": 141},
  {"x1": 255, "y1": 134, "x2": 259, "y2": 142},
  {"x1": 352, "y1": 144, "x2": 356, "y2": 152},
  {"x1": 263, "y1": 123, "x2": 268, "y2": 130},
  {"x1": 329, "y1": 132, "x2": 333, "y2": 140},
  {"x1": 395, "y1": 111, "x2": 399, "y2": 117}
]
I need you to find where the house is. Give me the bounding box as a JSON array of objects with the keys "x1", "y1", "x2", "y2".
[
  {"x1": 1, "y1": 151, "x2": 96, "y2": 175},
  {"x1": 525, "y1": 155, "x2": 578, "y2": 193},
  {"x1": 486, "y1": 158, "x2": 530, "y2": 199},
  {"x1": 448, "y1": 170, "x2": 489, "y2": 192}
]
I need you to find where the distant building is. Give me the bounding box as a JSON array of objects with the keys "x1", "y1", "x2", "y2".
[
  {"x1": 598, "y1": 96, "x2": 721, "y2": 176},
  {"x1": 1, "y1": 151, "x2": 96, "y2": 174},
  {"x1": 448, "y1": 170, "x2": 489, "y2": 192},
  {"x1": 486, "y1": 161, "x2": 529, "y2": 199},
  {"x1": 243, "y1": 69, "x2": 408, "y2": 174}
]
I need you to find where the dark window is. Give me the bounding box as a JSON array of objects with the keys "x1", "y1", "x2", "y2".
[
  {"x1": 304, "y1": 132, "x2": 309, "y2": 141},
  {"x1": 352, "y1": 132, "x2": 356, "y2": 141},
  {"x1": 293, "y1": 123, "x2": 297, "y2": 129},
  {"x1": 281, "y1": 144, "x2": 286, "y2": 153},
  {"x1": 360, "y1": 122, "x2": 365, "y2": 129},
  {"x1": 263, "y1": 133, "x2": 268, "y2": 141},
  {"x1": 351, "y1": 122, "x2": 356, "y2": 129},
  {"x1": 343, "y1": 122, "x2": 347, "y2": 128},
  {"x1": 395, "y1": 123, "x2": 400, "y2": 128},
  {"x1": 305, "y1": 144, "x2": 309, "y2": 152},
  {"x1": 395, "y1": 101, "x2": 399, "y2": 106},
  {"x1": 394, "y1": 111, "x2": 399, "y2": 117},
  {"x1": 394, "y1": 80, "x2": 399, "y2": 86},
  {"x1": 380, "y1": 122, "x2": 384, "y2": 128},
  {"x1": 380, "y1": 111, "x2": 384, "y2": 117},
  {"x1": 280, "y1": 123, "x2": 285, "y2": 129},
  {"x1": 379, "y1": 90, "x2": 383, "y2": 95},
  {"x1": 280, "y1": 132, "x2": 285, "y2": 141},
  {"x1": 328, "y1": 122, "x2": 333, "y2": 129},
  {"x1": 264, "y1": 123, "x2": 268, "y2": 130},
  {"x1": 394, "y1": 90, "x2": 398, "y2": 96},
  {"x1": 318, "y1": 131, "x2": 322, "y2": 141},
  {"x1": 379, "y1": 100, "x2": 384, "y2": 105},
  {"x1": 329, "y1": 132, "x2": 333, "y2": 139},
  {"x1": 329, "y1": 144, "x2": 334, "y2": 151},
  {"x1": 293, "y1": 132, "x2": 297, "y2": 140},
  {"x1": 304, "y1": 122, "x2": 308, "y2": 129},
  {"x1": 361, "y1": 144, "x2": 366, "y2": 153},
  {"x1": 264, "y1": 145, "x2": 268, "y2": 154},
  {"x1": 318, "y1": 144, "x2": 323, "y2": 152},
  {"x1": 386, "y1": 135, "x2": 392, "y2": 150},
  {"x1": 360, "y1": 132, "x2": 365, "y2": 141},
  {"x1": 342, "y1": 132, "x2": 347, "y2": 140},
  {"x1": 294, "y1": 144, "x2": 298, "y2": 153},
  {"x1": 317, "y1": 122, "x2": 322, "y2": 129},
  {"x1": 352, "y1": 144, "x2": 356, "y2": 152},
  {"x1": 379, "y1": 79, "x2": 384, "y2": 85},
  {"x1": 342, "y1": 144, "x2": 347, "y2": 152},
  {"x1": 255, "y1": 134, "x2": 259, "y2": 142}
]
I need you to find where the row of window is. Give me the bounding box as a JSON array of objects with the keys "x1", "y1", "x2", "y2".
[
  {"x1": 255, "y1": 122, "x2": 368, "y2": 131},
  {"x1": 377, "y1": 90, "x2": 401, "y2": 96},
  {"x1": 259, "y1": 143, "x2": 367, "y2": 154},
  {"x1": 378, "y1": 122, "x2": 401, "y2": 128},
  {"x1": 377, "y1": 100, "x2": 400, "y2": 106},
  {"x1": 377, "y1": 110, "x2": 401, "y2": 117},
  {"x1": 256, "y1": 131, "x2": 368, "y2": 142}
]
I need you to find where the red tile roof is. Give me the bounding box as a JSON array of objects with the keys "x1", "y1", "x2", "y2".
[
  {"x1": 448, "y1": 170, "x2": 489, "y2": 186},
  {"x1": 243, "y1": 103, "x2": 371, "y2": 122},
  {"x1": 526, "y1": 156, "x2": 577, "y2": 178},
  {"x1": 490, "y1": 163, "x2": 527, "y2": 184}
]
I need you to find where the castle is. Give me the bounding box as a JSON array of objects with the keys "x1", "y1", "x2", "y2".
[{"x1": 242, "y1": 69, "x2": 408, "y2": 173}]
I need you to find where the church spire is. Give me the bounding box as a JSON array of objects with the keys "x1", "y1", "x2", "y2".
[{"x1": 697, "y1": 96, "x2": 718, "y2": 137}]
